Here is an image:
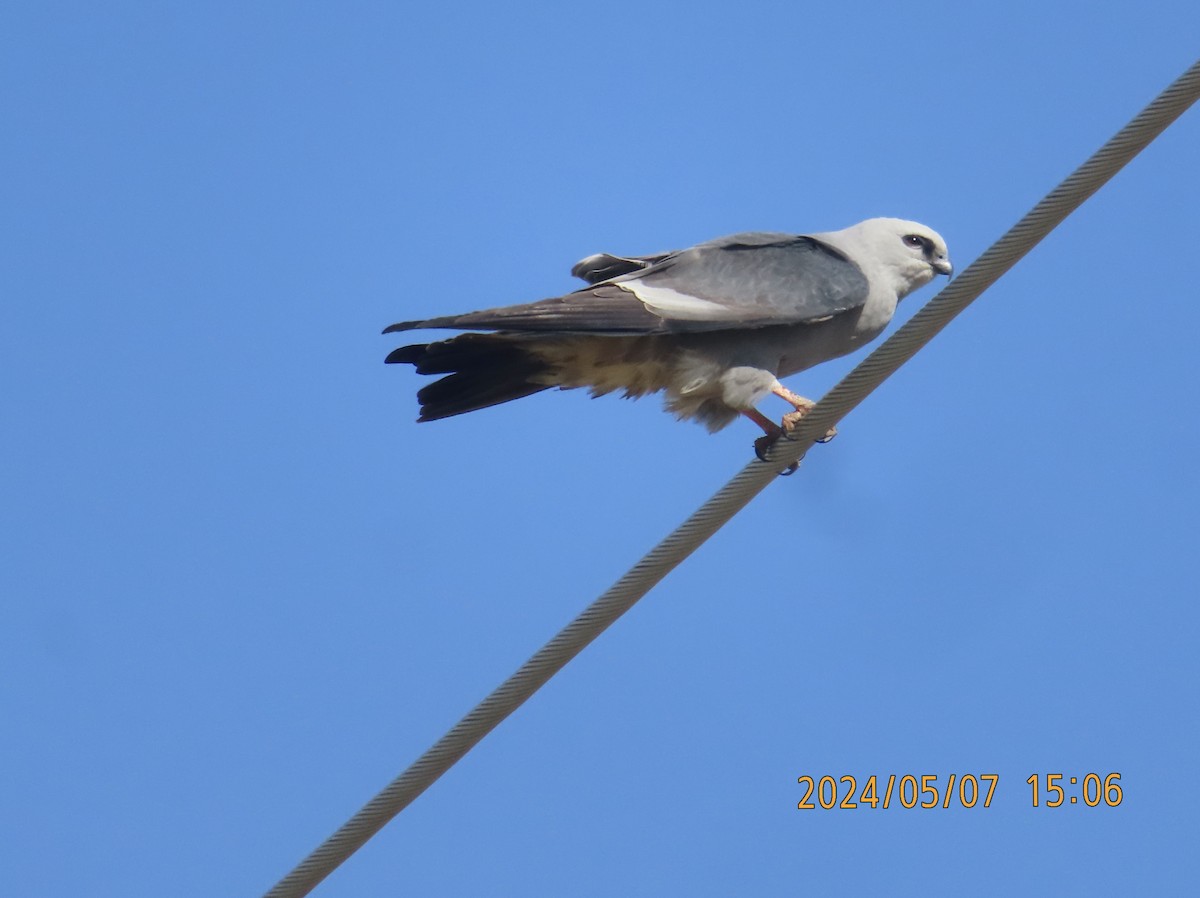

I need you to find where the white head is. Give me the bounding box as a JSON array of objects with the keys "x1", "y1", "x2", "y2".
[{"x1": 816, "y1": 218, "x2": 952, "y2": 300}]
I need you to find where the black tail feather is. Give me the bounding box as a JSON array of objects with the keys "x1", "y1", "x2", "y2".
[{"x1": 386, "y1": 334, "x2": 552, "y2": 421}]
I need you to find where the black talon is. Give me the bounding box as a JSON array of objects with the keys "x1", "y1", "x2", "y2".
[{"x1": 753, "y1": 435, "x2": 776, "y2": 462}]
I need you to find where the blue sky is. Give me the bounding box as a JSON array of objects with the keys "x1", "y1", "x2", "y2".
[{"x1": 3, "y1": 3, "x2": 1199, "y2": 895}]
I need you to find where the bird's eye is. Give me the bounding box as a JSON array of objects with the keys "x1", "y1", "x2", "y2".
[{"x1": 903, "y1": 234, "x2": 929, "y2": 250}]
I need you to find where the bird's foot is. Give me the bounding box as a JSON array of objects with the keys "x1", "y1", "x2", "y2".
[{"x1": 782, "y1": 409, "x2": 837, "y2": 443}]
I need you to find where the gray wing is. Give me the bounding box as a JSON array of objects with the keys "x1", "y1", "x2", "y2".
[{"x1": 383, "y1": 233, "x2": 869, "y2": 336}]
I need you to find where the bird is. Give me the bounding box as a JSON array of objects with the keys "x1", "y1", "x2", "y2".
[{"x1": 384, "y1": 217, "x2": 951, "y2": 470}]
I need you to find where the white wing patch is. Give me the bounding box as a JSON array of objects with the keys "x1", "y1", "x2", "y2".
[{"x1": 618, "y1": 279, "x2": 747, "y2": 321}]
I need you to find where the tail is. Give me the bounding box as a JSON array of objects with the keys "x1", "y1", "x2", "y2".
[{"x1": 385, "y1": 333, "x2": 552, "y2": 421}]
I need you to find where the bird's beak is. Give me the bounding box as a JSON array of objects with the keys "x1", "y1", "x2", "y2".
[{"x1": 932, "y1": 258, "x2": 953, "y2": 277}]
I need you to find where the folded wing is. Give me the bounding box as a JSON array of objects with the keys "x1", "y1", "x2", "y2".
[{"x1": 382, "y1": 233, "x2": 869, "y2": 336}]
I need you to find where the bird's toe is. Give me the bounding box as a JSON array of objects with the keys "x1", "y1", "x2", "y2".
[{"x1": 781, "y1": 409, "x2": 837, "y2": 443}]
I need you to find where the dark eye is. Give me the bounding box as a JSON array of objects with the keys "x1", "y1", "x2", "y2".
[{"x1": 903, "y1": 234, "x2": 930, "y2": 250}]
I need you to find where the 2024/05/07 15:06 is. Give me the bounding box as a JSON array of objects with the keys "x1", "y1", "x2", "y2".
[{"x1": 796, "y1": 773, "x2": 1123, "y2": 809}]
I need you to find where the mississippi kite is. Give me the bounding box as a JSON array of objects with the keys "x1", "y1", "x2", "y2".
[{"x1": 384, "y1": 218, "x2": 951, "y2": 467}]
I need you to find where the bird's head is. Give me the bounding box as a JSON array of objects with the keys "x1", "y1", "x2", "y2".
[{"x1": 822, "y1": 218, "x2": 952, "y2": 300}]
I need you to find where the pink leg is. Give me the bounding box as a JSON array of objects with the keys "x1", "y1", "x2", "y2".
[
  {"x1": 772, "y1": 384, "x2": 816, "y2": 413},
  {"x1": 771, "y1": 385, "x2": 836, "y2": 443},
  {"x1": 742, "y1": 409, "x2": 799, "y2": 475}
]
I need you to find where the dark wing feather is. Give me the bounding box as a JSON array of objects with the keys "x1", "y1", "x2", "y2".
[
  {"x1": 570, "y1": 251, "x2": 673, "y2": 284},
  {"x1": 382, "y1": 233, "x2": 868, "y2": 336},
  {"x1": 381, "y1": 284, "x2": 668, "y2": 335}
]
